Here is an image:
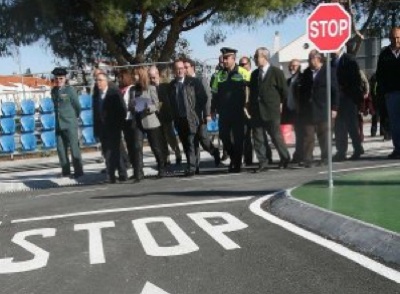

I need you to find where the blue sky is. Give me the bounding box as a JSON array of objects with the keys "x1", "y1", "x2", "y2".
[{"x1": 0, "y1": 16, "x2": 307, "y2": 75}]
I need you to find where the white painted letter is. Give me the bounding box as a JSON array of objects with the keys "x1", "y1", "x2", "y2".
[
  {"x1": 141, "y1": 281, "x2": 171, "y2": 294},
  {"x1": 310, "y1": 21, "x2": 319, "y2": 38},
  {"x1": 132, "y1": 217, "x2": 199, "y2": 256},
  {"x1": 319, "y1": 20, "x2": 328, "y2": 37},
  {"x1": 74, "y1": 221, "x2": 115, "y2": 264},
  {"x1": 339, "y1": 19, "x2": 348, "y2": 36},
  {"x1": 328, "y1": 20, "x2": 338, "y2": 37},
  {"x1": 188, "y1": 212, "x2": 248, "y2": 250},
  {"x1": 0, "y1": 228, "x2": 56, "y2": 274}
]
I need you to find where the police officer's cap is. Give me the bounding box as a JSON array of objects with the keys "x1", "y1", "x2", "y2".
[
  {"x1": 51, "y1": 67, "x2": 68, "y2": 76},
  {"x1": 220, "y1": 47, "x2": 237, "y2": 56}
]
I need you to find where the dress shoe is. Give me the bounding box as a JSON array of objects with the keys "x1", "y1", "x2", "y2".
[
  {"x1": 332, "y1": 153, "x2": 346, "y2": 162},
  {"x1": 104, "y1": 177, "x2": 117, "y2": 184},
  {"x1": 118, "y1": 176, "x2": 128, "y2": 182},
  {"x1": 349, "y1": 149, "x2": 364, "y2": 160},
  {"x1": 59, "y1": 172, "x2": 71, "y2": 178},
  {"x1": 388, "y1": 152, "x2": 400, "y2": 159},
  {"x1": 303, "y1": 161, "x2": 314, "y2": 168},
  {"x1": 255, "y1": 163, "x2": 268, "y2": 173},
  {"x1": 213, "y1": 150, "x2": 221, "y2": 167},
  {"x1": 185, "y1": 170, "x2": 195, "y2": 177},
  {"x1": 278, "y1": 158, "x2": 290, "y2": 169},
  {"x1": 157, "y1": 169, "x2": 167, "y2": 178},
  {"x1": 73, "y1": 171, "x2": 84, "y2": 179}
]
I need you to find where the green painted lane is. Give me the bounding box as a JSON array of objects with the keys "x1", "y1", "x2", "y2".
[{"x1": 292, "y1": 169, "x2": 400, "y2": 233}]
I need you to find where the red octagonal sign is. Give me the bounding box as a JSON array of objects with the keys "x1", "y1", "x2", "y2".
[{"x1": 307, "y1": 3, "x2": 351, "y2": 53}]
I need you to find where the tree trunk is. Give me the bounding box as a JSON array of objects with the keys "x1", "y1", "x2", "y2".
[{"x1": 159, "y1": 20, "x2": 182, "y2": 63}]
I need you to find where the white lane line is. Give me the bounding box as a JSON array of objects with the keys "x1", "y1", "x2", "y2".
[
  {"x1": 11, "y1": 196, "x2": 254, "y2": 224},
  {"x1": 178, "y1": 173, "x2": 242, "y2": 181},
  {"x1": 319, "y1": 163, "x2": 400, "y2": 174},
  {"x1": 249, "y1": 195, "x2": 400, "y2": 284},
  {"x1": 33, "y1": 187, "x2": 109, "y2": 198}
]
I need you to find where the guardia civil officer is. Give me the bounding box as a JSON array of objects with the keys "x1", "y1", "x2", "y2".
[
  {"x1": 51, "y1": 67, "x2": 84, "y2": 178},
  {"x1": 211, "y1": 47, "x2": 250, "y2": 173}
]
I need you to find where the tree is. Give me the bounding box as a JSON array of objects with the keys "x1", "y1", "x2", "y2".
[{"x1": 0, "y1": 0, "x2": 300, "y2": 66}]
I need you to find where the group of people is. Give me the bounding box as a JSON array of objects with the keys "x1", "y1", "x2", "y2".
[{"x1": 49, "y1": 26, "x2": 400, "y2": 183}]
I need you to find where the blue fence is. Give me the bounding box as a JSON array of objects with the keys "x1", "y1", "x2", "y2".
[{"x1": 0, "y1": 95, "x2": 97, "y2": 156}]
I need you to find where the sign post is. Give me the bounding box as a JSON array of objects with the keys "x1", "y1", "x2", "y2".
[{"x1": 306, "y1": 3, "x2": 351, "y2": 188}]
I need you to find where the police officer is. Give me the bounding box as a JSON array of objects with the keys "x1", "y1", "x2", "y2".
[
  {"x1": 211, "y1": 47, "x2": 250, "y2": 173},
  {"x1": 51, "y1": 67, "x2": 84, "y2": 178}
]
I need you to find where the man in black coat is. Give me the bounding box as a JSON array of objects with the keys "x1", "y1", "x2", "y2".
[
  {"x1": 168, "y1": 59, "x2": 208, "y2": 176},
  {"x1": 332, "y1": 48, "x2": 364, "y2": 161},
  {"x1": 248, "y1": 47, "x2": 290, "y2": 172},
  {"x1": 95, "y1": 73, "x2": 128, "y2": 183},
  {"x1": 298, "y1": 50, "x2": 338, "y2": 167}
]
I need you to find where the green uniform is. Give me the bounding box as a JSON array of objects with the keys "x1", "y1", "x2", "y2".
[{"x1": 51, "y1": 85, "x2": 83, "y2": 176}]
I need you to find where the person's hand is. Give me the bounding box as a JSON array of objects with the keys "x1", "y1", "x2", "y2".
[{"x1": 331, "y1": 110, "x2": 337, "y2": 119}]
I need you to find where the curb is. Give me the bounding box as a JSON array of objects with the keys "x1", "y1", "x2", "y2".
[{"x1": 262, "y1": 191, "x2": 400, "y2": 268}]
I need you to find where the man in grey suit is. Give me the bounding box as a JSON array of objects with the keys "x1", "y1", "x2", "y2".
[{"x1": 248, "y1": 47, "x2": 290, "y2": 172}]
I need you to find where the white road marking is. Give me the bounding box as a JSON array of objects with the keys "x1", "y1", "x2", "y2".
[
  {"x1": 11, "y1": 197, "x2": 253, "y2": 224},
  {"x1": 141, "y1": 282, "x2": 171, "y2": 294},
  {"x1": 33, "y1": 187, "x2": 109, "y2": 198},
  {"x1": 319, "y1": 163, "x2": 400, "y2": 174},
  {"x1": 249, "y1": 195, "x2": 400, "y2": 284},
  {"x1": 178, "y1": 173, "x2": 242, "y2": 181}
]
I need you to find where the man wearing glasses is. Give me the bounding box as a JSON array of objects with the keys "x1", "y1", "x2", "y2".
[{"x1": 51, "y1": 67, "x2": 84, "y2": 178}]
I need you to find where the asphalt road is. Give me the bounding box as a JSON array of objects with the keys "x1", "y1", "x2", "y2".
[{"x1": 0, "y1": 157, "x2": 400, "y2": 294}]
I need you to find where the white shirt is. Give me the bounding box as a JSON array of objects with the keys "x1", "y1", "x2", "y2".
[
  {"x1": 259, "y1": 63, "x2": 270, "y2": 80},
  {"x1": 312, "y1": 68, "x2": 321, "y2": 80},
  {"x1": 122, "y1": 85, "x2": 133, "y2": 120},
  {"x1": 391, "y1": 47, "x2": 400, "y2": 58},
  {"x1": 100, "y1": 87, "x2": 108, "y2": 100}
]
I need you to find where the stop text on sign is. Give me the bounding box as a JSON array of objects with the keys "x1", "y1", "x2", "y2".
[
  {"x1": 309, "y1": 19, "x2": 349, "y2": 38},
  {"x1": 0, "y1": 212, "x2": 248, "y2": 274}
]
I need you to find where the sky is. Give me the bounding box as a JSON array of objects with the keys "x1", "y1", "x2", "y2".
[{"x1": 0, "y1": 16, "x2": 308, "y2": 75}]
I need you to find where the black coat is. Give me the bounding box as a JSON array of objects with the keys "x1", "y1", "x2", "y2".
[
  {"x1": 249, "y1": 66, "x2": 288, "y2": 123},
  {"x1": 298, "y1": 65, "x2": 338, "y2": 124},
  {"x1": 168, "y1": 77, "x2": 207, "y2": 133},
  {"x1": 101, "y1": 85, "x2": 127, "y2": 132},
  {"x1": 333, "y1": 53, "x2": 363, "y2": 106}
]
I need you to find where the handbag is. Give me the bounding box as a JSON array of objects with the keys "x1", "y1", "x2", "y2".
[{"x1": 140, "y1": 111, "x2": 161, "y2": 130}]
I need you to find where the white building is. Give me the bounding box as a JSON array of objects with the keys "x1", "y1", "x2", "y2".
[{"x1": 270, "y1": 32, "x2": 318, "y2": 77}]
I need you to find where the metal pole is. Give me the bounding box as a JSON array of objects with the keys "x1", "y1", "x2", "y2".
[{"x1": 327, "y1": 53, "x2": 334, "y2": 188}]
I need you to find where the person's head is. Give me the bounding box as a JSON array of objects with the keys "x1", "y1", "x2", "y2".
[
  {"x1": 239, "y1": 56, "x2": 251, "y2": 71},
  {"x1": 117, "y1": 69, "x2": 134, "y2": 88},
  {"x1": 148, "y1": 65, "x2": 160, "y2": 86},
  {"x1": 308, "y1": 50, "x2": 324, "y2": 70},
  {"x1": 220, "y1": 47, "x2": 237, "y2": 71},
  {"x1": 173, "y1": 59, "x2": 186, "y2": 80},
  {"x1": 93, "y1": 68, "x2": 104, "y2": 78},
  {"x1": 184, "y1": 58, "x2": 196, "y2": 77},
  {"x1": 389, "y1": 27, "x2": 400, "y2": 50},
  {"x1": 288, "y1": 59, "x2": 301, "y2": 75},
  {"x1": 133, "y1": 66, "x2": 150, "y2": 91},
  {"x1": 95, "y1": 73, "x2": 109, "y2": 92},
  {"x1": 52, "y1": 67, "x2": 68, "y2": 87},
  {"x1": 254, "y1": 47, "x2": 270, "y2": 68}
]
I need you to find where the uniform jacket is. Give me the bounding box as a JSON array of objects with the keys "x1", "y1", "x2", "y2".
[
  {"x1": 297, "y1": 65, "x2": 338, "y2": 124},
  {"x1": 51, "y1": 85, "x2": 80, "y2": 131},
  {"x1": 249, "y1": 65, "x2": 288, "y2": 123},
  {"x1": 168, "y1": 76, "x2": 207, "y2": 133},
  {"x1": 211, "y1": 65, "x2": 250, "y2": 119}
]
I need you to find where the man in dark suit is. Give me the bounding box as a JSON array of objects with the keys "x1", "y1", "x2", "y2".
[
  {"x1": 183, "y1": 58, "x2": 220, "y2": 167},
  {"x1": 248, "y1": 47, "x2": 290, "y2": 172},
  {"x1": 332, "y1": 48, "x2": 364, "y2": 161},
  {"x1": 298, "y1": 50, "x2": 338, "y2": 167},
  {"x1": 51, "y1": 67, "x2": 83, "y2": 178},
  {"x1": 95, "y1": 73, "x2": 127, "y2": 183},
  {"x1": 168, "y1": 59, "x2": 208, "y2": 176}
]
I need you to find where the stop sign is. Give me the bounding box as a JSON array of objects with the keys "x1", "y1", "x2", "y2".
[{"x1": 307, "y1": 3, "x2": 351, "y2": 52}]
